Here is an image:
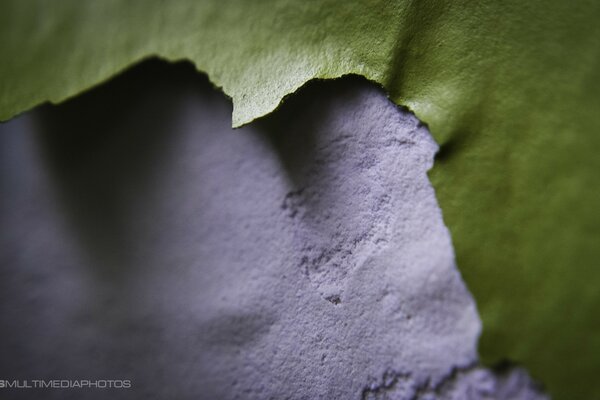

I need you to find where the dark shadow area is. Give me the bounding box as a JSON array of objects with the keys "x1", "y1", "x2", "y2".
[
  {"x1": 254, "y1": 75, "x2": 382, "y2": 189},
  {"x1": 33, "y1": 59, "x2": 216, "y2": 281},
  {"x1": 430, "y1": 100, "x2": 485, "y2": 165},
  {"x1": 434, "y1": 130, "x2": 469, "y2": 163},
  {"x1": 32, "y1": 58, "x2": 397, "y2": 287}
]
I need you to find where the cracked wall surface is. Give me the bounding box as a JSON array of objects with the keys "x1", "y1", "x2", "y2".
[{"x1": 0, "y1": 61, "x2": 546, "y2": 399}]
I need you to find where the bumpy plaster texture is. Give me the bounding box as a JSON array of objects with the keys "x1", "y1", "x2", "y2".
[{"x1": 0, "y1": 62, "x2": 546, "y2": 399}]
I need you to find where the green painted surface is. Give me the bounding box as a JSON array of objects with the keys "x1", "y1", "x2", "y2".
[{"x1": 1, "y1": 1, "x2": 599, "y2": 398}]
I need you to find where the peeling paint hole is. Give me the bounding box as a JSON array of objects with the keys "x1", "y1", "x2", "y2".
[{"x1": 325, "y1": 295, "x2": 341, "y2": 305}]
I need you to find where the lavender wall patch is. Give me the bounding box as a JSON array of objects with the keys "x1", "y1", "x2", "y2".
[{"x1": 0, "y1": 62, "x2": 546, "y2": 399}]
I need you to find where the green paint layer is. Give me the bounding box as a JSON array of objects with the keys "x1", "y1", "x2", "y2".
[{"x1": 1, "y1": 1, "x2": 599, "y2": 398}]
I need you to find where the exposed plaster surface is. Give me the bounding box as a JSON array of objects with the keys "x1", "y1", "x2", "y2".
[
  {"x1": 363, "y1": 366, "x2": 548, "y2": 400},
  {"x1": 0, "y1": 63, "x2": 545, "y2": 399}
]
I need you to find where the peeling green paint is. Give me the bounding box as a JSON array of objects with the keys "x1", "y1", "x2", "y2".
[{"x1": 1, "y1": 1, "x2": 599, "y2": 398}]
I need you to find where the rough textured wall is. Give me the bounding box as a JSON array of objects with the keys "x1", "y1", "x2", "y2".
[{"x1": 0, "y1": 62, "x2": 545, "y2": 399}]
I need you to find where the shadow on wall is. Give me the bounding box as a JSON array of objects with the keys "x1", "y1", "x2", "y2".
[
  {"x1": 33, "y1": 59, "x2": 408, "y2": 284},
  {"x1": 34, "y1": 61, "x2": 201, "y2": 281}
]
